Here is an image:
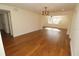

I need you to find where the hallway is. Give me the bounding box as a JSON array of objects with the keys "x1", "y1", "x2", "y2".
[{"x1": 1, "y1": 27, "x2": 71, "y2": 56}]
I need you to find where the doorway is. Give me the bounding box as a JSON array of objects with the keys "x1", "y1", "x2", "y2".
[{"x1": 0, "y1": 9, "x2": 13, "y2": 37}]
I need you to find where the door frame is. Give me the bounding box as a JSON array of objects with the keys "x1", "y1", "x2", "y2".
[{"x1": 0, "y1": 9, "x2": 13, "y2": 37}]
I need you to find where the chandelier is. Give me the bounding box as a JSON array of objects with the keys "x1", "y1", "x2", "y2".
[{"x1": 41, "y1": 7, "x2": 49, "y2": 16}]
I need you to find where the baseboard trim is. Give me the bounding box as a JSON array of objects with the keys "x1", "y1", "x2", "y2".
[{"x1": 14, "y1": 29, "x2": 41, "y2": 38}]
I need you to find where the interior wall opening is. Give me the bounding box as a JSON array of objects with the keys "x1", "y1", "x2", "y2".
[{"x1": 0, "y1": 9, "x2": 13, "y2": 37}]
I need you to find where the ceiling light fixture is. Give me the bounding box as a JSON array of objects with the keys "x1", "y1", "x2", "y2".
[{"x1": 41, "y1": 7, "x2": 49, "y2": 16}]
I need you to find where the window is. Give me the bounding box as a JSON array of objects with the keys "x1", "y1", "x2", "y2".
[{"x1": 48, "y1": 16, "x2": 63, "y2": 24}]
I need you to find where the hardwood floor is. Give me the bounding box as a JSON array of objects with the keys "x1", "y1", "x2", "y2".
[{"x1": 1, "y1": 27, "x2": 71, "y2": 56}]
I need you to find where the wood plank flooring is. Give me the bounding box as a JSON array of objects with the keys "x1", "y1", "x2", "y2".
[{"x1": 1, "y1": 27, "x2": 71, "y2": 56}]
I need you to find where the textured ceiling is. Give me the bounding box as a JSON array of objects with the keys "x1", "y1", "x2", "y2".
[{"x1": 5, "y1": 3, "x2": 76, "y2": 14}]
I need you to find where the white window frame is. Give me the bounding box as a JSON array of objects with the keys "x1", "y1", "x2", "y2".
[{"x1": 48, "y1": 16, "x2": 63, "y2": 24}]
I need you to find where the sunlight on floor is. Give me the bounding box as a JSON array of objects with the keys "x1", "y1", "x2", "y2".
[
  {"x1": 45, "y1": 27, "x2": 61, "y2": 42},
  {"x1": 45, "y1": 28, "x2": 61, "y2": 32}
]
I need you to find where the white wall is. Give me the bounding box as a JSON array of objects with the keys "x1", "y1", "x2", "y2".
[
  {"x1": 12, "y1": 8, "x2": 41, "y2": 37},
  {"x1": 0, "y1": 32, "x2": 5, "y2": 56},
  {"x1": 3, "y1": 13, "x2": 10, "y2": 33},
  {"x1": 0, "y1": 4, "x2": 41, "y2": 37},
  {"x1": 0, "y1": 13, "x2": 10, "y2": 34},
  {"x1": 0, "y1": 14, "x2": 5, "y2": 30},
  {"x1": 69, "y1": 4, "x2": 79, "y2": 56}
]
